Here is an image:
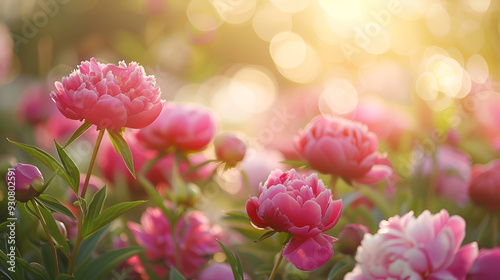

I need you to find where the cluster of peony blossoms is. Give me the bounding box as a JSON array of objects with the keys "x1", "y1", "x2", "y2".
[
  {"x1": 50, "y1": 58, "x2": 163, "y2": 130},
  {"x1": 295, "y1": 116, "x2": 392, "y2": 184},
  {"x1": 246, "y1": 169, "x2": 343, "y2": 270},
  {"x1": 345, "y1": 209, "x2": 478, "y2": 280},
  {"x1": 128, "y1": 208, "x2": 222, "y2": 278}
]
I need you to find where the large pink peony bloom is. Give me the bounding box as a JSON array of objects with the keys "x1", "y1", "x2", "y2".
[
  {"x1": 295, "y1": 116, "x2": 392, "y2": 184},
  {"x1": 469, "y1": 160, "x2": 500, "y2": 211},
  {"x1": 246, "y1": 169, "x2": 342, "y2": 270},
  {"x1": 128, "y1": 208, "x2": 221, "y2": 278},
  {"x1": 345, "y1": 210, "x2": 478, "y2": 280},
  {"x1": 136, "y1": 102, "x2": 218, "y2": 152},
  {"x1": 50, "y1": 58, "x2": 163, "y2": 130},
  {"x1": 467, "y1": 247, "x2": 500, "y2": 280}
]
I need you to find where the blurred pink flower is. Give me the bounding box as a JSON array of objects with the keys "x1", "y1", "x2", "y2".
[
  {"x1": 34, "y1": 110, "x2": 87, "y2": 150},
  {"x1": 198, "y1": 262, "x2": 251, "y2": 280},
  {"x1": 345, "y1": 210, "x2": 478, "y2": 280},
  {"x1": 16, "y1": 83, "x2": 56, "y2": 125},
  {"x1": 295, "y1": 116, "x2": 392, "y2": 184},
  {"x1": 337, "y1": 224, "x2": 369, "y2": 256},
  {"x1": 469, "y1": 160, "x2": 500, "y2": 211},
  {"x1": 350, "y1": 97, "x2": 413, "y2": 149},
  {"x1": 136, "y1": 102, "x2": 218, "y2": 152},
  {"x1": 50, "y1": 58, "x2": 163, "y2": 130},
  {"x1": 53, "y1": 211, "x2": 78, "y2": 240},
  {"x1": 214, "y1": 132, "x2": 246, "y2": 167},
  {"x1": 418, "y1": 145, "x2": 471, "y2": 205},
  {"x1": 6, "y1": 163, "x2": 45, "y2": 202},
  {"x1": 467, "y1": 247, "x2": 500, "y2": 280},
  {"x1": 239, "y1": 148, "x2": 286, "y2": 194},
  {"x1": 128, "y1": 208, "x2": 221, "y2": 278},
  {"x1": 246, "y1": 169, "x2": 342, "y2": 270}
]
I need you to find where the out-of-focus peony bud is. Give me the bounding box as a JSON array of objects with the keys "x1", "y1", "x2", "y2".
[
  {"x1": 214, "y1": 132, "x2": 246, "y2": 167},
  {"x1": 5, "y1": 163, "x2": 45, "y2": 202},
  {"x1": 337, "y1": 224, "x2": 369, "y2": 256},
  {"x1": 469, "y1": 160, "x2": 500, "y2": 211}
]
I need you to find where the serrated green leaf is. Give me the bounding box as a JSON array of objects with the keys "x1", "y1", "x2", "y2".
[
  {"x1": 55, "y1": 141, "x2": 80, "y2": 193},
  {"x1": 8, "y1": 139, "x2": 73, "y2": 190},
  {"x1": 76, "y1": 225, "x2": 109, "y2": 265},
  {"x1": 64, "y1": 121, "x2": 92, "y2": 148},
  {"x1": 107, "y1": 129, "x2": 135, "y2": 178},
  {"x1": 37, "y1": 195, "x2": 76, "y2": 220},
  {"x1": 38, "y1": 204, "x2": 70, "y2": 258},
  {"x1": 84, "y1": 200, "x2": 146, "y2": 238},
  {"x1": 169, "y1": 267, "x2": 187, "y2": 280},
  {"x1": 74, "y1": 246, "x2": 143, "y2": 280},
  {"x1": 82, "y1": 186, "x2": 107, "y2": 236},
  {"x1": 254, "y1": 230, "x2": 276, "y2": 243},
  {"x1": 216, "y1": 239, "x2": 244, "y2": 280}
]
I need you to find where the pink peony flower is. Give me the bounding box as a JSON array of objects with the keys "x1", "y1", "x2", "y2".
[
  {"x1": 246, "y1": 169, "x2": 343, "y2": 271},
  {"x1": 295, "y1": 116, "x2": 392, "y2": 184},
  {"x1": 467, "y1": 247, "x2": 500, "y2": 280},
  {"x1": 136, "y1": 102, "x2": 218, "y2": 152},
  {"x1": 50, "y1": 58, "x2": 163, "y2": 130},
  {"x1": 214, "y1": 132, "x2": 246, "y2": 167},
  {"x1": 128, "y1": 208, "x2": 221, "y2": 277},
  {"x1": 345, "y1": 210, "x2": 478, "y2": 280},
  {"x1": 469, "y1": 160, "x2": 500, "y2": 211},
  {"x1": 418, "y1": 145, "x2": 471, "y2": 205},
  {"x1": 5, "y1": 163, "x2": 45, "y2": 202},
  {"x1": 198, "y1": 262, "x2": 251, "y2": 280}
]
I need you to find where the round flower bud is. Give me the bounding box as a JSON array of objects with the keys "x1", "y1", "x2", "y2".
[
  {"x1": 214, "y1": 132, "x2": 246, "y2": 167},
  {"x1": 5, "y1": 163, "x2": 45, "y2": 202},
  {"x1": 337, "y1": 224, "x2": 369, "y2": 256}
]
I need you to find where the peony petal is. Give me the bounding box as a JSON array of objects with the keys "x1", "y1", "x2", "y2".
[
  {"x1": 245, "y1": 197, "x2": 268, "y2": 229},
  {"x1": 447, "y1": 242, "x2": 478, "y2": 279},
  {"x1": 283, "y1": 234, "x2": 336, "y2": 271}
]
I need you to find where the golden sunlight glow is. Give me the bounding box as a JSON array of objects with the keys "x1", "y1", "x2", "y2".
[
  {"x1": 318, "y1": 79, "x2": 358, "y2": 116},
  {"x1": 252, "y1": 4, "x2": 293, "y2": 42},
  {"x1": 270, "y1": 32, "x2": 307, "y2": 69}
]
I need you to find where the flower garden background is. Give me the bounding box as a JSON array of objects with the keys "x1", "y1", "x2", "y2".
[{"x1": 1, "y1": 0, "x2": 500, "y2": 279}]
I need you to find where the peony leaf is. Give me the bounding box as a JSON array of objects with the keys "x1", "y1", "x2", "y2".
[
  {"x1": 0, "y1": 249, "x2": 24, "y2": 280},
  {"x1": 327, "y1": 261, "x2": 355, "y2": 280},
  {"x1": 84, "y1": 200, "x2": 146, "y2": 238},
  {"x1": 41, "y1": 244, "x2": 56, "y2": 279},
  {"x1": 55, "y1": 141, "x2": 80, "y2": 193},
  {"x1": 37, "y1": 194, "x2": 76, "y2": 220},
  {"x1": 254, "y1": 230, "x2": 277, "y2": 243},
  {"x1": 8, "y1": 139, "x2": 73, "y2": 191},
  {"x1": 37, "y1": 203, "x2": 70, "y2": 258},
  {"x1": 74, "y1": 246, "x2": 144, "y2": 280},
  {"x1": 15, "y1": 260, "x2": 50, "y2": 280},
  {"x1": 169, "y1": 267, "x2": 187, "y2": 280},
  {"x1": 216, "y1": 239, "x2": 244, "y2": 280},
  {"x1": 107, "y1": 129, "x2": 136, "y2": 178},
  {"x1": 76, "y1": 226, "x2": 110, "y2": 265},
  {"x1": 64, "y1": 121, "x2": 92, "y2": 148},
  {"x1": 82, "y1": 186, "x2": 107, "y2": 237}
]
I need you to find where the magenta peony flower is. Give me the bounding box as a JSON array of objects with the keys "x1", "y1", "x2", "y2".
[
  {"x1": 136, "y1": 102, "x2": 218, "y2": 152},
  {"x1": 467, "y1": 247, "x2": 500, "y2": 280},
  {"x1": 214, "y1": 132, "x2": 246, "y2": 167},
  {"x1": 295, "y1": 116, "x2": 392, "y2": 184},
  {"x1": 50, "y1": 58, "x2": 163, "y2": 130},
  {"x1": 128, "y1": 208, "x2": 221, "y2": 277},
  {"x1": 345, "y1": 210, "x2": 478, "y2": 280},
  {"x1": 5, "y1": 163, "x2": 45, "y2": 202},
  {"x1": 469, "y1": 160, "x2": 500, "y2": 211},
  {"x1": 246, "y1": 169, "x2": 343, "y2": 271},
  {"x1": 418, "y1": 145, "x2": 471, "y2": 205}
]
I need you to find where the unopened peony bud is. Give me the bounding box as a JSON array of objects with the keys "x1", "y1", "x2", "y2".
[
  {"x1": 337, "y1": 224, "x2": 369, "y2": 255},
  {"x1": 469, "y1": 160, "x2": 500, "y2": 211},
  {"x1": 5, "y1": 163, "x2": 44, "y2": 202},
  {"x1": 214, "y1": 133, "x2": 246, "y2": 167},
  {"x1": 467, "y1": 247, "x2": 500, "y2": 280}
]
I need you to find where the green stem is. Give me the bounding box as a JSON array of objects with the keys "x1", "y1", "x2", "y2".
[
  {"x1": 32, "y1": 199, "x2": 59, "y2": 276},
  {"x1": 493, "y1": 212, "x2": 498, "y2": 247},
  {"x1": 68, "y1": 128, "x2": 106, "y2": 275},
  {"x1": 269, "y1": 244, "x2": 285, "y2": 280}
]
